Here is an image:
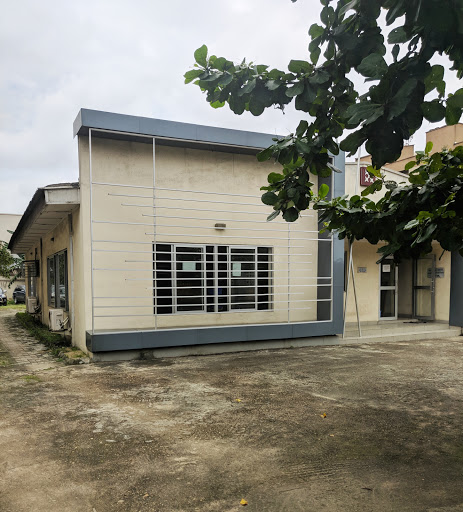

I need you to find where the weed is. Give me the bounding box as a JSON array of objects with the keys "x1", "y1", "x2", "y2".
[
  {"x1": 21, "y1": 374, "x2": 41, "y2": 383},
  {"x1": 15, "y1": 312, "x2": 71, "y2": 356}
]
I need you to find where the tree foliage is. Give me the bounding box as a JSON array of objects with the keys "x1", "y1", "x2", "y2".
[
  {"x1": 186, "y1": 0, "x2": 463, "y2": 260},
  {"x1": 315, "y1": 145, "x2": 463, "y2": 261},
  {"x1": 0, "y1": 240, "x2": 24, "y2": 287}
]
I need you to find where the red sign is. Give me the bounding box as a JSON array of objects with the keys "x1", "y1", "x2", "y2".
[{"x1": 360, "y1": 166, "x2": 376, "y2": 187}]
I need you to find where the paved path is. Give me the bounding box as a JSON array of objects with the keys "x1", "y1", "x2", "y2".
[{"x1": 0, "y1": 310, "x2": 61, "y2": 371}]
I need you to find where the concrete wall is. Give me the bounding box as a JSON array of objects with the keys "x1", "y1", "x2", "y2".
[{"x1": 76, "y1": 135, "x2": 323, "y2": 343}]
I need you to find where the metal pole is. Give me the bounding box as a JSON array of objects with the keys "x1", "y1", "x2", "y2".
[
  {"x1": 152, "y1": 137, "x2": 157, "y2": 330},
  {"x1": 342, "y1": 241, "x2": 352, "y2": 338},
  {"x1": 89, "y1": 129, "x2": 95, "y2": 335}
]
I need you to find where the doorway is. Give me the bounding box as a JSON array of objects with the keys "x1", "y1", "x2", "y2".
[
  {"x1": 413, "y1": 255, "x2": 435, "y2": 321},
  {"x1": 379, "y1": 258, "x2": 398, "y2": 319}
]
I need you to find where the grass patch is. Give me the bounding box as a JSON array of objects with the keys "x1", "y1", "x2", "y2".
[
  {"x1": 0, "y1": 351, "x2": 14, "y2": 367},
  {"x1": 15, "y1": 312, "x2": 70, "y2": 356},
  {"x1": 2, "y1": 301, "x2": 26, "y2": 310},
  {"x1": 21, "y1": 374, "x2": 41, "y2": 383}
]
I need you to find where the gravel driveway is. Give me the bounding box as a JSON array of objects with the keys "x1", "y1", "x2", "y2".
[{"x1": 1, "y1": 310, "x2": 463, "y2": 512}]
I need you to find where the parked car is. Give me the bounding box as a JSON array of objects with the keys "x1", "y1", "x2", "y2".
[
  {"x1": 12, "y1": 285, "x2": 26, "y2": 304},
  {"x1": 0, "y1": 288, "x2": 7, "y2": 306}
]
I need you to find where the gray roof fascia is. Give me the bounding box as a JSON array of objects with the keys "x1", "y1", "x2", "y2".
[{"x1": 73, "y1": 108, "x2": 280, "y2": 151}]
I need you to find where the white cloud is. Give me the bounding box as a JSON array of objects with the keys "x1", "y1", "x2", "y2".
[{"x1": 0, "y1": 0, "x2": 460, "y2": 213}]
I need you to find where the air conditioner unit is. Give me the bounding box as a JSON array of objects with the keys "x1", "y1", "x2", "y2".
[
  {"x1": 49, "y1": 309, "x2": 64, "y2": 331},
  {"x1": 26, "y1": 297, "x2": 37, "y2": 314}
]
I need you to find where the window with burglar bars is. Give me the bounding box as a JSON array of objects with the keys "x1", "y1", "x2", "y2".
[{"x1": 154, "y1": 243, "x2": 273, "y2": 314}]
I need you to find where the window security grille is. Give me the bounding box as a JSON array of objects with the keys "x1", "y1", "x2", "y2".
[{"x1": 154, "y1": 243, "x2": 272, "y2": 314}]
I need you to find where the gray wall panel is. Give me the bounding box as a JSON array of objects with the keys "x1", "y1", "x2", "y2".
[{"x1": 450, "y1": 252, "x2": 463, "y2": 327}]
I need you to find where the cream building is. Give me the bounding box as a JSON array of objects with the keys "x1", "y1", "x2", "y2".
[
  {"x1": 9, "y1": 109, "x2": 345, "y2": 359},
  {"x1": 344, "y1": 124, "x2": 463, "y2": 327}
]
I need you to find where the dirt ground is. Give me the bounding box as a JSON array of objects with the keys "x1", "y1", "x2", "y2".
[{"x1": 1, "y1": 310, "x2": 463, "y2": 512}]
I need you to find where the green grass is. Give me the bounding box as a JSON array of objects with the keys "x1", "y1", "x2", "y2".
[
  {"x1": 21, "y1": 374, "x2": 41, "y2": 383},
  {"x1": 3, "y1": 300, "x2": 26, "y2": 310},
  {"x1": 15, "y1": 312, "x2": 70, "y2": 356}
]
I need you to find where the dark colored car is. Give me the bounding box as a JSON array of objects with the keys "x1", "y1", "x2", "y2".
[
  {"x1": 12, "y1": 285, "x2": 26, "y2": 304},
  {"x1": 0, "y1": 288, "x2": 7, "y2": 306}
]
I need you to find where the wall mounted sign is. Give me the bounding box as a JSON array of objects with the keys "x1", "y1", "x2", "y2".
[
  {"x1": 357, "y1": 267, "x2": 367, "y2": 273},
  {"x1": 382, "y1": 264, "x2": 391, "y2": 273},
  {"x1": 360, "y1": 166, "x2": 377, "y2": 187},
  {"x1": 182, "y1": 262, "x2": 196, "y2": 271},
  {"x1": 232, "y1": 262, "x2": 242, "y2": 277},
  {"x1": 435, "y1": 267, "x2": 445, "y2": 278}
]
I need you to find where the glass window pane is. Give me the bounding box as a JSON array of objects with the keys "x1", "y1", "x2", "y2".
[
  {"x1": 58, "y1": 252, "x2": 67, "y2": 309},
  {"x1": 48, "y1": 257, "x2": 55, "y2": 307},
  {"x1": 230, "y1": 248, "x2": 255, "y2": 310},
  {"x1": 380, "y1": 260, "x2": 396, "y2": 286},
  {"x1": 380, "y1": 289, "x2": 395, "y2": 318},
  {"x1": 176, "y1": 246, "x2": 204, "y2": 312}
]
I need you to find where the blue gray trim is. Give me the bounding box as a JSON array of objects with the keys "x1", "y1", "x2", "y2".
[
  {"x1": 87, "y1": 321, "x2": 340, "y2": 353},
  {"x1": 450, "y1": 252, "x2": 463, "y2": 327},
  {"x1": 74, "y1": 109, "x2": 279, "y2": 153}
]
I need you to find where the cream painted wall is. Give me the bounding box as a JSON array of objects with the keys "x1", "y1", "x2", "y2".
[{"x1": 77, "y1": 136, "x2": 322, "y2": 336}]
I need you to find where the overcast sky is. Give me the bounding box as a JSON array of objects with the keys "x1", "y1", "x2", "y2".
[{"x1": 0, "y1": 0, "x2": 456, "y2": 214}]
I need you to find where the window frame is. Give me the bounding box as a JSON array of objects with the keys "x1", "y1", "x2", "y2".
[
  {"x1": 153, "y1": 243, "x2": 273, "y2": 315},
  {"x1": 47, "y1": 250, "x2": 68, "y2": 311}
]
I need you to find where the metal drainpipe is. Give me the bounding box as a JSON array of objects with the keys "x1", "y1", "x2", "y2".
[{"x1": 69, "y1": 214, "x2": 75, "y2": 336}]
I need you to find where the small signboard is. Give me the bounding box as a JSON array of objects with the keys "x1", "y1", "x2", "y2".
[
  {"x1": 232, "y1": 262, "x2": 242, "y2": 277},
  {"x1": 436, "y1": 267, "x2": 445, "y2": 278},
  {"x1": 182, "y1": 262, "x2": 196, "y2": 271},
  {"x1": 360, "y1": 166, "x2": 377, "y2": 187},
  {"x1": 357, "y1": 267, "x2": 367, "y2": 273},
  {"x1": 382, "y1": 264, "x2": 391, "y2": 273}
]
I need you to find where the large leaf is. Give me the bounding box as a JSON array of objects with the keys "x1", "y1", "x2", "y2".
[
  {"x1": 194, "y1": 45, "x2": 208, "y2": 67},
  {"x1": 422, "y1": 101, "x2": 446, "y2": 122},
  {"x1": 357, "y1": 54, "x2": 388, "y2": 79},
  {"x1": 288, "y1": 60, "x2": 312, "y2": 74}
]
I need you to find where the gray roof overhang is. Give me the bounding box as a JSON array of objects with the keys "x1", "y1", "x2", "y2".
[
  {"x1": 8, "y1": 184, "x2": 80, "y2": 255},
  {"x1": 73, "y1": 109, "x2": 281, "y2": 155}
]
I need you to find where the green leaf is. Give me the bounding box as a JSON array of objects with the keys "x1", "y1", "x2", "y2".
[
  {"x1": 340, "y1": 130, "x2": 368, "y2": 154},
  {"x1": 194, "y1": 45, "x2": 208, "y2": 67},
  {"x1": 210, "y1": 100, "x2": 225, "y2": 109},
  {"x1": 288, "y1": 60, "x2": 311, "y2": 74},
  {"x1": 296, "y1": 120, "x2": 309, "y2": 137},
  {"x1": 357, "y1": 53, "x2": 387, "y2": 79},
  {"x1": 308, "y1": 24, "x2": 324, "y2": 38},
  {"x1": 422, "y1": 100, "x2": 446, "y2": 122},
  {"x1": 240, "y1": 79, "x2": 257, "y2": 95},
  {"x1": 424, "y1": 65, "x2": 445, "y2": 95},
  {"x1": 283, "y1": 207, "x2": 299, "y2": 222},
  {"x1": 425, "y1": 141, "x2": 433, "y2": 154},
  {"x1": 286, "y1": 81, "x2": 305, "y2": 97},
  {"x1": 319, "y1": 183, "x2": 330, "y2": 198},
  {"x1": 404, "y1": 161, "x2": 415, "y2": 171},
  {"x1": 268, "y1": 172, "x2": 284, "y2": 183},
  {"x1": 404, "y1": 219, "x2": 420, "y2": 230},
  {"x1": 257, "y1": 147, "x2": 274, "y2": 162},
  {"x1": 267, "y1": 210, "x2": 280, "y2": 222},
  {"x1": 346, "y1": 102, "x2": 384, "y2": 125},
  {"x1": 310, "y1": 46, "x2": 321, "y2": 65},
  {"x1": 261, "y1": 192, "x2": 278, "y2": 205},
  {"x1": 184, "y1": 69, "x2": 203, "y2": 84},
  {"x1": 387, "y1": 79, "x2": 417, "y2": 120},
  {"x1": 388, "y1": 26, "x2": 408, "y2": 44},
  {"x1": 266, "y1": 80, "x2": 281, "y2": 91}
]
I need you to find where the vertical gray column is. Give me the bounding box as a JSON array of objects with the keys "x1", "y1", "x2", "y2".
[
  {"x1": 317, "y1": 152, "x2": 345, "y2": 326},
  {"x1": 450, "y1": 252, "x2": 463, "y2": 327}
]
